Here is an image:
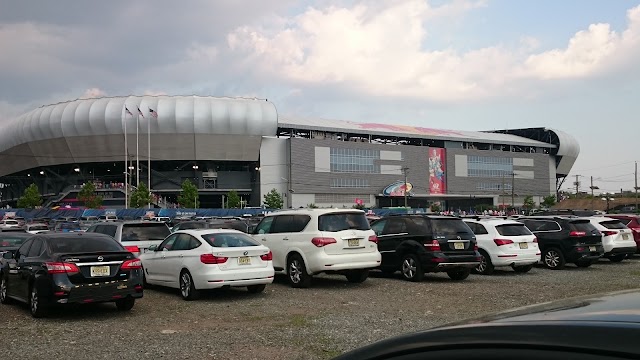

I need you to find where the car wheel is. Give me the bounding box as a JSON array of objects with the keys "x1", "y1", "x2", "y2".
[
  {"x1": 543, "y1": 248, "x2": 566, "y2": 270},
  {"x1": 0, "y1": 276, "x2": 11, "y2": 304},
  {"x1": 345, "y1": 269, "x2": 369, "y2": 283},
  {"x1": 401, "y1": 254, "x2": 424, "y2": 282},
  {"x1": 287, "y1": 254, "x2": 312, "y2": 288},
  {"x1": 475, "y1": 250, "x2": 494, "y2": 275},
  {"x1": 512, "y1": 264, "x2": 534, "y2": 273},
  {"x1": 247, "y1": 284, "x2": 266, "y2": 294},
  {"x1": 29, "y1": 285, "x2": 49, "y2": 318},
  {"x1": 115, "y1": 297, "x2": 135, "y2": 311},
  {"x1": 609, "y1": 255, "x2": 626, "y2": 263},
  {"x1": 447, "y1": 268, "x2": 471, "y2": 281},
  {"x1": 179, "y1": 270, "x2": 199, "y2": 301},
  {"x1": 575, "y1": 260, "x2": 593, "y2": 268}
]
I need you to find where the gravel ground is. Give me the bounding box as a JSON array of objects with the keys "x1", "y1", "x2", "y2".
[{"x1": 2, "y1": 257, "x2": 640, "y2": 360}]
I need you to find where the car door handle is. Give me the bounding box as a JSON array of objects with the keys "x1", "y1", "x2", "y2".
[
  {"x1": 261, "y1": 238, "x2": 267, "y2": 242},
  {"x1": 283, "y1": 237, "x2": 289, "y2": 241}
]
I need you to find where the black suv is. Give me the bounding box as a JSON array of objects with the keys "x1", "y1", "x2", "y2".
[
  {"x1": 519, "y1": 216, "x2": 604, "y2": 269},
  {"x1": 370, "y1": 215, "x2": 480, "y2": 281}
]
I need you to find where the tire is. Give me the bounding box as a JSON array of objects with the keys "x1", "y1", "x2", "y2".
[
  {"x1": 345, "y1": 269, "x2": 369, "y2": 283},
  {"x1": 115, "y1": 297, "x2": 135, "y2": 311},
  {"x1": 575, "y1": 260, "x2": 593, "y2": 268},
  {"x1": 543, "y1": 248, "x2": 566, "y2": 270},
  {"x1": 447, "y1": 268, "x2": 471, "y2": 281},
  {"x1": 247, "y1": 284, "x2": 266, "y2": 294},
  {"x1": 400, "y1": 254, "x2": 424, "y2": 282},
  {"x1": 179, "y1": 270, "x2": 199, "y2": 301},
  {"x1": 0, "y1": 276, "x2": 11, "y2": 305},
  {"x1": 287, "y1": 254, "x2": 312, "y2": 288},
  {"x1": 475, "y1": 250, "x2": 494, "y2": 275},
  {"x1": 142, "y1": 270, "x2": 151, "y2": 288},
  {"x1": 29, "y1": 285, "x2": 49, "y2": 318},
  {"x1": 609, "y1": 255, "x2": 626, "y2": 263},
  {"x1": 512, "y1": 264, "x2": 534, "y2": 273}
]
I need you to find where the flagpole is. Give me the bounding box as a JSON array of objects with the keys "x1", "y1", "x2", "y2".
[
  {"x1": 136, "y1": 112, "x2": 140, "y2": 187},
  {"x1": 147, "y1": 112, "x2": 151, "y2": 209},
  {"x1": 123, "y1": 108, "x2": 128, "y2": 209}
]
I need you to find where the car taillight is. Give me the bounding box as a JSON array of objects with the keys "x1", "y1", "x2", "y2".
[
  {"x1": 45, "y1": 262, "x2": 79, "y2": 274},
  {"x1": 368, "y1": 235, "x2": 379, "y2": 244},
  {"x1": 473, "y1": 243, "x2": 478, "y2": 251},
  {"x1": 200, "y1": 254, "x2": 228, "y2": 264},
  {"x1": 569, "y1": 231, "x2": 586, "y2": 237},
  {"x1": 121, "y1": 259, "x2": 142, "y2": 270},
  {"x1": 493, "y1": 239, "x2": 514, "y2": 246},
  {"x1": 423, "y1": 240, "x2": 441, "y2": 251},
  {"x1": 311, "y1": 237, "x2": 337, "y2": 247},
  {"x1": 125, "y1": 245, "x2": 140, "y2": 254},
  {"x1": 602, "y1": 230, "x2": 617, "y2": 237},
  {"x1": 533, "y1": 237, "x2": 538, "y2": 243},
  {"x1": 260, "y1": 251, "x2": 273, "y2": 261},
  {"x1": 632, "y1": 228, "x2": 640, "y2": 233}
]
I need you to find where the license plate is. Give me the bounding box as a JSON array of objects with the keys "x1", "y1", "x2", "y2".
[
  {"x1": 589, "y1": 246, "x2": 596, "y2": 252},
  {"x1": 519, "y1": 243, "x2": 528, "y2": 249},
  {"x1": 238, "y1": 256, "x2": 251, "y2": 265},
  {"x1": 454, "y1": 242, "x2": 464, "y2": 250},
  {"x1": 90, "y1": 266, "x2": 110, "y2": 277},
  {"x1": 623, "y1": 234, "x2": 630, "y2": 240},
  {"x1": 348, "y1": 239, "x2": 359, "y2": 247}
]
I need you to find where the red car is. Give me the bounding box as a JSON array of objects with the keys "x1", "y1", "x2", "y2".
[{"x1": 607, "y1": 214, "x2": 640, "y2": 253}]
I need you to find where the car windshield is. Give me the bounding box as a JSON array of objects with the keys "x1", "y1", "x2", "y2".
[
  {"x1": 569, "y1": 221, "x2": 597, "y2": 233},
  {"x1": 431, "y1": 219, "x2": 473, "y2": 235},
  {"x1": 57, "y1": 223, "x2": 81, "y2": 231},
  {"x1": 121, "y1": 223, "x2": 171, "y2": 241},
  {"x1": 318, "y1": 212, "x2": 370, "y2": 232},
  {"x1": 29, "y1": 225, "x2": 49, "y2": 231},
  {"x1": 48, "y1": 236, "x2": 124, "y2": 253},
  {"x1": 496, "y1": 224, "x2": 532, "y2": 236},
  {"x1": 202, "y1": 233, "x2": 259, "y2": 247},
  {"x1": 0, "y1": 236, "x2": 29, "y2": 247},
  {"x1": 600, "y1": 220, "x2": 627, "y2": 230},
  {"x1": 4, "y1": 220, "x2": 18, "y2": 225},
  {"x1": 178, "y1": 222, "x2": 208, "y2": 230}
]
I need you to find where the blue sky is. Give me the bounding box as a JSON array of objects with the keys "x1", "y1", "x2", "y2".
[{"x1": 0, "y1": 0, "x2": 639, "y2": 194}]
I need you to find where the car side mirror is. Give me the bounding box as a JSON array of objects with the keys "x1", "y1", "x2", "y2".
[
  {"x1": 162, "y1": 248, "x2": 168, "y2": 252},
  {"x1": 2, "y1": 252, "x2": 12, "y2": 259},
  {"x1": 148, "y1": 245, "x2": 157, "y2": 252}
]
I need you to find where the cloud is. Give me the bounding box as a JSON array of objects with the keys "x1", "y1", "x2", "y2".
[
  {"x1": 227, "y1": 1, "x2": 640, "y2": 101},
  {"x1": 80, "y1": 88, "x2": 107, "y2": 99}
]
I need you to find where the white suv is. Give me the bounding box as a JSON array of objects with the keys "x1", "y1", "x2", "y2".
[
  {"x1": 252, "y1": 209, "x2": 381, "y2": 288},
  {"x1": 587, "y1": 217, "x2": 637, "y2": 262},
  {"x1": 464, "y1": 218, "x2": 540, "y2": 275}
]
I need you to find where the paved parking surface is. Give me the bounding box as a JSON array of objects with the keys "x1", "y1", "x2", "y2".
[{"x1": 2, "y1": 257, "x2": 640, "y2": 360}]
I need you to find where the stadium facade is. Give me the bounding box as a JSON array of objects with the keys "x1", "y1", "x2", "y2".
[{"x1": 0, "y1": 95, "x2": 579, "y2": 210}]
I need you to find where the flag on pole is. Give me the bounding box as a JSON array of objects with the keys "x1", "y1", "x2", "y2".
[
  {"x1": 149, "y1": 108, "x2": 158, "y2": 118},
  {"x1": 125, "y1": 106, "x2": 133, "y2": 116},
  {"x1": 137, "y1": 107, "x2": 144, "y2": 117}
]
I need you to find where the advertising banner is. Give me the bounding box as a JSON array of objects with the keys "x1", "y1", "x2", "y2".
[
  {"x1": 429, "y1": 148, "x2": 446, "y2": 194},
  {"x1": 382, "y1": 181, "x2": 413, "y2": 197}
]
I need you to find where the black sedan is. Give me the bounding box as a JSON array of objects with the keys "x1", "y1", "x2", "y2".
[
  {"x1": 334, "y1": 289, "x2": 640, "y2": 360},
  {"x1": 0, "y1": 232, "x2": 143, "y2": 317}
]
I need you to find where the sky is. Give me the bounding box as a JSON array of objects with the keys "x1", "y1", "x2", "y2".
[{"x1": 0, "y1": 0, "x2": 639, "y2": 194}]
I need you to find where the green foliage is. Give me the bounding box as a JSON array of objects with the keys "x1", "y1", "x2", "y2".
[
  {"x1": 130, "y1": 182, "x2": 152, "y2": 208},
  {"x1": 430, "y1": 203, "x2": 441, "y2": 213},
  {"x1": 541, "y1": 195, "x2": 556, "y2": 208},
  {"x1": 226, "y1": 190, "x2": 241, "y2": 209},
  {"x1": 263, "y1": 188, "x2": 284, "y2": 209},
  {"x1": 17, "y1": 183, "x2": 42, "y2": 209},
  {"x1": 178, "y1": 179, "x2": 199, "y2": 208},
  {"x1": 352, "y1": 204, "x2": 365, "y2": 210},
  {"x1": 523, "y1": 195, "x2": 536, "y2": 209},
  {"x1": 78, "y1": 182, "x2": 103, "y2": 209},
  {"x1": 306, "y1": 203, "x2": 318, "y2": 209}
]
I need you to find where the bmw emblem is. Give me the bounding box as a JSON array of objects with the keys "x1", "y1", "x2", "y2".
[{"x1": 243, "y1": 251, "x2": 248, "y2": 256}]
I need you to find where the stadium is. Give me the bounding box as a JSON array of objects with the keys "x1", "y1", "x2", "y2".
[{"x1": 0, "y1": 95, "x2": 580, "y2": 210}]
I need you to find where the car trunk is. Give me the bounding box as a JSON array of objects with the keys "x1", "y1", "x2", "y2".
[
  {"x1": 213, "y1": 247, "x2": 270, "y2": 271},
  {"x1": 431, "y1": 219, "x2": 476, "y2": 254},
  {"x1": 318, "y1": 212, "x2": 376, "y2": 255},
  {"x1": 55, "y1": 251, "x2": 135, "y2": 284},
  {"x1": 494, "y1": 224, "x2": 538, "y2": 252},
  {"x1": 569, "y1": 220, "x2": 602, "y2": 246},
  {"x1": 599, "y1": 220, "x2": 635, "y2": 245}
]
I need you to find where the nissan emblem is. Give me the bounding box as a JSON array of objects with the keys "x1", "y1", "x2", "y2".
[{"x1": 97, "y1": 256, "x2": 104, "y2": 262}]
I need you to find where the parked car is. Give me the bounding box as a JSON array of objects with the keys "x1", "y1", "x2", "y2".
[
  {"x1": 0, "y1": 232, "x2": 32, "y2": 260},
  {"x1": 586, "y1": 217, "x2": 637, "y2": 261},
  {"x1": 98, "y1": 215, "x2": 119, "y2": 222},
  {"x1": 0, "y1": 219, "x2": 21, "y2": 228},
  {"x1": 333, "y1": 289, "x2": 640, "y2": 360},
  {"x1": 25, "y1": 223, "x2": 50, "y2": 235},
  {"x1": 370, "y1": 215, "x2": 480, "y2": 281},
  {"x1": 171, "y1": 221, "x2": 209, "y2": 232},
  {"x1": 0, "y1": 232, "x2": 143, "y2": 317},
  {"x1": 463, "y1": 218, "x2": 540, "y2": 274},
  {"x1": 85, "y1": 221, "x2": 171, "y2": 256},
  {"x1": 252, "y1": 209, "x2": 381, "y2": 288},
  {"x1": 606, "y1": 214, "x2": 640, "y2": 253},
  {"x1": 54, "y1": 222, "x2": 82, "y2": 233},
  {"x1": 519, "y1": 216, "x2": 604, "y2": 269},
  {"x1": 140, "y1": 229, "x2": 274, "y2": 300}
]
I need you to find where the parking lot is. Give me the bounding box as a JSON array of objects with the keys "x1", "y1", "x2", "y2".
[{"x1": 2, "y1": 257, "x2": 640, "y2": 360}]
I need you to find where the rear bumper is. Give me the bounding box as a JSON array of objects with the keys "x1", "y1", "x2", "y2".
[
  {"x1": 422, "y1": 253, "x2": 481, "y2": 271},
  {"x1": 492, "y1": 253, "x2": 541, "y2": 267},
  {"x1": 307, "y1": 252, "x2": 382, "y2": 274},
  {"x1": 566, "y1": 245, "x2": 604, "y2": 262},
  {"x1": 604, "y1": 246, "x2": 638, "y2": 257},
  {"x1": 434, "y1": 262, "x2": 479, "y2": 269},
  {"x1": 51, "y1": 279, "x2": 143, "y2": 304},
  {"x1": 193, "y1": 268, "x2": 275, "y2": 289}
]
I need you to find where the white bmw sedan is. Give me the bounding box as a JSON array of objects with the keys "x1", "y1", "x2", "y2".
[{"x1": 139, "y1": 229, "x2": 275, "y2": 300}]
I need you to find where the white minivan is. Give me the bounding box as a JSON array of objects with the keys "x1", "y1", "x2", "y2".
[{"x1": 252, "y1": 209, "x2": 381, "y2": 288}]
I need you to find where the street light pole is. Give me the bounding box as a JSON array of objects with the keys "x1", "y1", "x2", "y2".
[{"x1": 402, "y1": 167, "x2": 409, "y2": 208}]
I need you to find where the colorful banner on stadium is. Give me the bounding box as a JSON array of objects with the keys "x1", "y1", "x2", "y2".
[
  {"x1": 382, "y1": 181, "x2": 413, "y2": 197},
  {"x1": 428, "y1": 148, "x2": 446, "y2": 194}
]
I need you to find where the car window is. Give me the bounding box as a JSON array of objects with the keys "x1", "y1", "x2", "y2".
[
  {"x1": 569, "y1": 221, "x2": 597, "y2": 233},
  {"x1": 178, "y1": 222, "x2": 208, "y2": 230},
  {"x1": 318, "y1": 212, "x2": 370, "y2": 232},
  {"x1": 0, "y1": 236, "x2": 30, "y2": 248},
  {"x1": 370, "y1": 220, "x2": 386, "y2": 235},
  {"x1": 599, "y1": 220, "x2": 627, "y2": 230},
  {"x1": 431, "y1": 219, "x2": 473, "y2": 236},
  {"x1": 97, "y1": 225, "x2": 117, "y2": 237},
  {"x1": 159, "y1": 234, "x2": 178, "y2": 251},
  {"x1": 468, "y1": 223, "x2": 489, "y2": 235},
  {"x1": 291, "y1": 215, "x2": 311, "y2": 232},
  {"x1": 202, "y1": 233, "x2": 259, "y2": 247},
  {"x1": 524, "y1": 220, "x2": 561, "y2": 232},
  {"x1": 121, "y1": 223, "x2": 171, "y2": 241},
  {"x1": 27, "y1": 239, "x2": 43, "y2": 257},
  {"x1": 255, "y1": 217, "x2": 274, "y2": 234},
  {"x1": 616, "y1": 218, "x2": 632, "y2": 226},
  {"x1": 382, "y1": 218, "x2": 407, "y2": 235},
  {"x1": 47, "y1": 236, "x2": 124, "y2": 253},
  {"x1": 270, "y1": 215, "x2": 293, "y2": 233},
  {"x1": 15, "y1": 239, "x2": 33, "y2": 261},
  {"x1": 173, "y1": 234, "x2": 199, "y2": 251},
  {"x1": 29, "y1": 225, "x2": 49, "y2": 231},
  {"x1": 496, "y1": 224, "x2": 532, "y2": 236},
  {"x1": 408, "y1": 217, "x2": 432, "y2": 234}
]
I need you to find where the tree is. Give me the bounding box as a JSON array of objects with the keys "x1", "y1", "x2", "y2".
[
  {"x1": 263, "y1": 188, "x2": 284, "y2": 209},
  {"x1": 129, "y1": 182, "x2": 152, "y2": 208},
  {"x1": 78, "y1": 182, "x2": 103, "y2": 209},
  {"x1": 17, "y1": 183, "x2": 42, "y2": 209},
  {"x1": 430, "y1": 203, "x2": 441, "y2": 213},
  {"x1": 523, "y1": 195, "x2": 536, "y2": 210},
  {"x1": 352, "y1": 204, "x2": 365, "y2": 210},
  {"x1": 541, "y1": 194, "x2": 556, "y2": 209},
  {"x1": 226, "y1": 190, "x2": 241, "y2": 209},
  {"x1": 306, "y1": 203, "x2": 318, "y2": 209},
  {"x1": 178, "y1": 179, "x2": 199, "y2": 208}
]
